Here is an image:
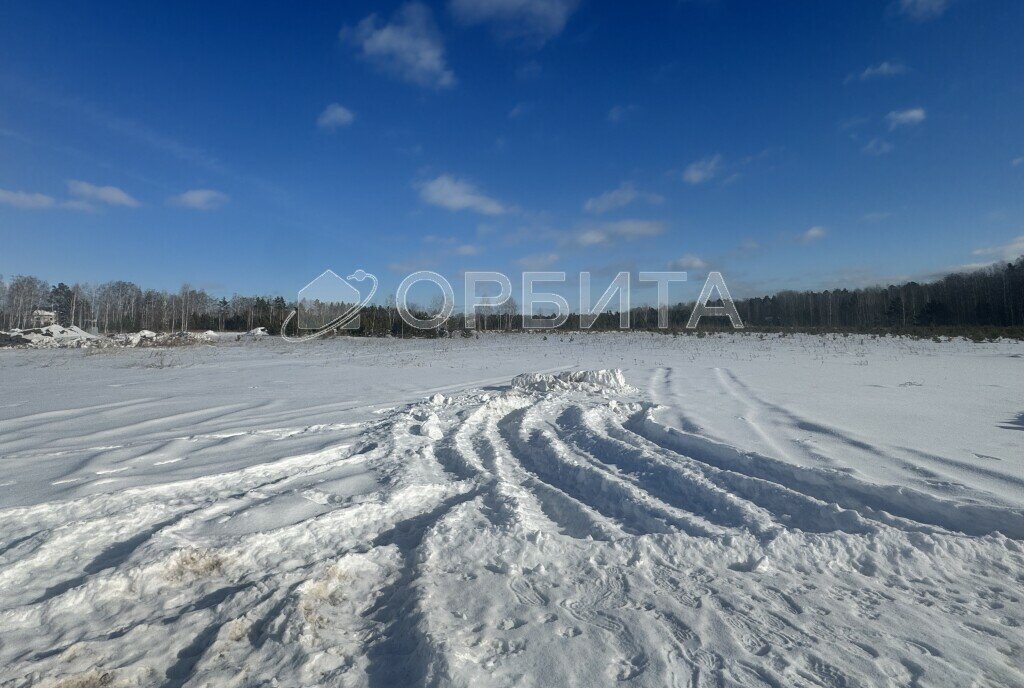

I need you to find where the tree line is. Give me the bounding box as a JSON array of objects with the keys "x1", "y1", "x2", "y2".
[
  {"x1": 732, "y1": 256, "x2": 1024, "y2": 330},
  {"x1": 1, "y1": 255, "x2": 1022, "y2": 336},
  {"x1": 0, "y1": 277, "x2": 289, "y2": 334}
]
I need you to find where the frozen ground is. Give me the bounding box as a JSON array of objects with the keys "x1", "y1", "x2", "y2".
[{"x1": 0, "y1": 333, "x2": 1022, "y2": 687}]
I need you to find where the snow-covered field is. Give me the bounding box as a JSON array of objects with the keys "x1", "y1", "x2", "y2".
[{"x1": 1, "y1": 333, "x2": 1022, "y2": 687}]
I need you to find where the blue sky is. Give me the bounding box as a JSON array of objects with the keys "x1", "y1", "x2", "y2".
[{"x1": 1, "y1": 0, "x2": 1023, "y2": 304}]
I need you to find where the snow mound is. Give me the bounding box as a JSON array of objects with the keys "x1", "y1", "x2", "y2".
[
  {"x1": 111, "y1": 330, "x2": 218, "y2": 347},
  {"x1": 2, "y1": 326, "x2": 220, "y2": 349},
  {"x1": 1, "y1": 324, "x2": 100, "y2": 348},
  {"x1": 111, "y1": 330, "x2": 158, "y2": 347},
  {"x1": 246, "y1": 327, "x2": 269, "y2": 338},
  {"x1": 511, "y1": 368, "x2": 633, "y2": 393}
]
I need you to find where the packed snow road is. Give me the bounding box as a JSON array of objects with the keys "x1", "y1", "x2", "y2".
[{"x1": 0, "y1": 334, "x2": 1022, "y2": 687}]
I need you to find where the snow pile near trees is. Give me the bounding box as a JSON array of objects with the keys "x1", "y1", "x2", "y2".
[
  {"x1": 0, "y1": 326, "x2": 228, "y2": 349},
  {"x1": 0, "y1": 324, "x2": 100, "y2": 348},
  {"x1": 0, "y1": 334, "x2": 1022, "y2": 686},
  {"x1": 111, "y1": 330, "x2": 218, "y2": 347},
  {"x1": 111, "y1": 330, "x2": 158, "y2": 347}
]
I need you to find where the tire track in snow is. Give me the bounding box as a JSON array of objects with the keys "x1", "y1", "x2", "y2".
[
  {"x1": 499, "y1": 403, "x2": 698, "y2": 538},
  {"x1": 625, "y1": 405, "x2": 1024, "y2": 539}
]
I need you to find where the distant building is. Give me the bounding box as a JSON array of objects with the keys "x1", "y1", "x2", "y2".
[{"x1": 31, "y1": 310, "x2": 57, "y2": 328}]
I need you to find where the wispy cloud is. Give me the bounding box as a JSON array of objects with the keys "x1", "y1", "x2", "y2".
[
  {"x1": 846, "y1": 61, "x2": 909, "y2": 83},
  {"x1": 799, "y1": 226, "x2": 827, "y2": 243},
  {"x1": 583, "y1": 182, "x2": 662, "y2": 214},
  {"x1": 1012, "y1": 157, "x2": 1024, "y2": 167},
  {"x1": 68, "y1": 180, "x2": 139, "y2": 207},
  {"x1": 863, "y1": 211, "x2": 893, "y2": 223},
  {"x1": 3, "y1": 76, "x2": 288, "y2": 203},
  {"x1": 449, "y1": 0, "x2": 579, "y2": 44},
  {"x1": 896, "y1": 0, "x2": 952, "y2": 21},
  {"x1": 317, "y1": 103, "x2": 355, "y2": 129},
  {"x1": 574, "y1": 219, "x2": 665, "y2": 246},
  {"x1": 455, "y1": 243, "x2": 483, "y2": 255},
  {"x1": 418, "y1": 174, "x2": 506, "y2": 215},
  {"x1": 886, "y1": 107, "x2": 926, "y2": 130},
  {"x1": 29, "y1": 89, "x2": 225, "y2": 174},
  {"x1": 668, "y1": 254, "x2": 708, "y2": 270},
  {"x1": 683, "y1": 154, "x2": 723, "y2": 185},
  {"x1": 0, "y1": 188, "x2": 56, "y2": 210},
  {"x1": 838, "y1": 115, "x2": 870, "y2": 132},
  {"x1": 170, "y1": 189, "x2": 229, "y2": 211},
  {"x1": 862, "y1": 138, "x2": 894, "y2": 156},
  {"x1": 515, "y1": 252, "x2": 560, "y2": 270},
  {"x1": 584, "y1": 183, "x2": 637, "y2": 214},
  {"x1": 0, "y1": 186, "x2": 109, "y2": 212},
  {"x1": 972, "y1": 234, "x2": 1024, "y2": 262},
  {"x1": 607, "y1": 104, "x2": 638, "y2": 123},
  {"x1": 343, "y1": 2, "x2": 455, "y2": 89}
]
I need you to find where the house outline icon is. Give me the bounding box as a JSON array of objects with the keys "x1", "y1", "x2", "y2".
[{"x1": 297, "y1": 270, "x2": 363, "y2": 330}]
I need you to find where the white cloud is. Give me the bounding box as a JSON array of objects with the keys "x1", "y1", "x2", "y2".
[
  {"x1": 0, "y1": 188, "x2": 55, "y2": 209},
  {"x1": 683, "y1": 154, "x2": 723, "y2": 185},
  {"x1": 576, "y1": 229, "x2": 609, "y2": 246},
  {"x1": 972, "y1": 234, "x2": 1024, "y2": 262},
  {"x1": 886, "y1": 107, "x2": 926, "y2": 130},
  {"x1": 515, "y1": 252, "x2": 560, "y2": 270},
  {"x1": 585, "y1": 183, "x2": 638, "y2": 214},
  {"x1": 448, "y1": 0, "x2": 579, "y2": 43},
  {"x1": 455, "y1": 243, "x2": 482, "y2": 255},
  {"x1": 583, "y1": 182, "x2": 662, "y2": 214},
  {"x1": 607, "y1": 104, "x2": 637, "y2": 123},
  {"x1": 862, "y1": 138, "x2": 894, "y2": 156},
  {"x1": 799, "y1": 226, "x2": 827, "y2": 243},
  {"x1": 418, "y1": 174, "x2": 506, "y2": 215},
  {"x1": 896, "y1": 0, "x2": 952, "y2": 21},
  {"x1": 574, "y1": 219, "x2": 665, "y2": 246},
  {"x1": 317, "y1": 103, "x2": 355, "y2": 129},
  {"x1": 344, "y1": 3, "x2": 455, "y2": 89},
  {"x1": 847, "y1": 61, "x2": 908, "y2": 83},
  {"x1": 1012, "y1": 157, "x2": 1023, "y2": 167},
  {"x1": 170, "y1": 189, "x2": 229, "y2": 211},
  {"x1": 68, "y1": 180, "x2": 139, "y2": 207},
  {"x1": 669, "y1": 254, "x2": 707, "y2": 270}
]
